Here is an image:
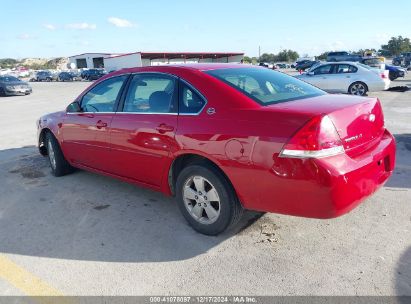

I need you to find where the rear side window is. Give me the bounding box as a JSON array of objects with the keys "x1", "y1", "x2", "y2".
[
  {"x1": 336, "y1": 64, "x2": 358, "y2": 73},
  {"x1": 206, "y1": 68, "x2": 325, "y2": 105},
  {"x1": 179, "y1": 82, "x2": 206, "y2": 114}
]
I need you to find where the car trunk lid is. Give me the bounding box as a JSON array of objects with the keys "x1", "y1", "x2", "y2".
[{"x1": 269, "y1": 94, "x2": 385, "y2": 158}]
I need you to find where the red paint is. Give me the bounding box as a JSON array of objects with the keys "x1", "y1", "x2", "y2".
[{"x1": 38, "y1": 64, "x2": 396, "y2": 219}]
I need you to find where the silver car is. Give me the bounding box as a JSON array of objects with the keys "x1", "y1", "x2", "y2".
[{"x1": 296, "y1": 62, "x2": 390, "y2": 96}]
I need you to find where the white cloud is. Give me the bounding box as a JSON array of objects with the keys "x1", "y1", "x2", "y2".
[
  {"x1": 108, "y1": 17, "x2": 136, "y2": 28},
  {"x1": 17, "y1": 33, "x2": 35, "y2": 40},
  {"x1": 66, "y1": 23, "x2": 97, "y2": 30},
  {"x1": 43, "y1": 24, "x2": 56, "y2": 30}
]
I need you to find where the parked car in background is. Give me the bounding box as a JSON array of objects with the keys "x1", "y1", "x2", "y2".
[
  {"x1": 385, "y1": 65, "x2": 406, "y2": 81},
  {"x1": 81, "y1": 69, "x2": 107, "y2": 81},
  {"x1": 0, "y1": 75, "x2": 32, "y2": 96},
  {"x1": 259, "y1": 62, "x2": 277, "y2": 69},
  {"x1": 297, "y1": 62, "x2": 390, "y2": 96},
  {"x1": 276, "y1": 63, "x2": 291, "y2": 69},
  {"x1": 57, "y1": 72, "x2": 74, "y2": 82},
  {"x1": 295, "y1": 60, "x2": 319, "y2": 71},
  {"x1": 360, "y1": 57, "x2": 385, "y2": 69},
  {"x1": 33, "y1": 71, "x2": 54, "y2": 82},
  {"x1": 327, "y1": 51, "x2": 362, "y2": 62},
  {"x1": 69, "y1": 71, "x2": 82, "y2": 81},
  {"x1": 392, "y1": 52, "x2": 411, "y2": 66},
  {"x1": 36, "y1": 64, "x2": 396, "y2": 235}
]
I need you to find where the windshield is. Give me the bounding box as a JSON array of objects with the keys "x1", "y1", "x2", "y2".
[
  {"x1": 206, "y1": 68, "x2": 325, "y2": 105},
  {"x1": 0, "y1": 76, "x2": 21, "y2": 82}
]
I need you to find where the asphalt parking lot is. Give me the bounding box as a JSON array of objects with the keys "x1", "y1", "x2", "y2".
[{"x1": 0, "y1": 76, "x2": 410, "y2": 296}]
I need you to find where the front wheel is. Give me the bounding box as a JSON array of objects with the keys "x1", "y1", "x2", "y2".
[
  {"x1": 176, "y1": 164, "x2": 243, "y2": 235},
  {"x1": 348, "y1": 82, "x2": 368, "y2": 96},
  {"x1": 46, "y1": 132, "x2": 74, "y2": 177},
  {"x1": 389, "y1": 72, "x2": 397, "y2": 81}
]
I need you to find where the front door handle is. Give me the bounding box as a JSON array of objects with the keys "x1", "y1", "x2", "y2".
[
  {"x1": 156, "y1": 123, "x2": 174, "y2": 134},
  {"x1": 96, "y1": 120, "x2": 107, "y2": 129}
]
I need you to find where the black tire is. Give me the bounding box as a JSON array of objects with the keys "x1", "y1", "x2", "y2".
[
  {"x1": 0, "y1": 87, "x2": 5, "y2": 97},
  {"x1": 45, "y1": 132, "x2": 74, "y2": 177},
  {"x1": 348, "y1": 81, "x2": 368, "y2": 96},
  {"x1": 389, "y1": 72, "x2": 397, "y2": 81},
  {"x1": 176, "y1": 164, "x2": 243, "y2": 235}
]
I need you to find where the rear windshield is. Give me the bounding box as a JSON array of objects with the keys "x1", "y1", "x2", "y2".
[{"x1": 206, "y1": 67, "x2": 325, "y2": 105}]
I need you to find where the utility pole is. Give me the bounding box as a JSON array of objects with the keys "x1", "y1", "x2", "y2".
[{"x1": 258, "y1": 46, "x2": 261, "y2": 61}]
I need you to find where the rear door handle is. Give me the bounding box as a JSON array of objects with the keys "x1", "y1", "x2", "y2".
[
  {"x1": 156, "y1": 123, "x2": 175, "y2": 134},
  {"x1": 96, "y1": 120, "x2": 108, "y2": 129}
]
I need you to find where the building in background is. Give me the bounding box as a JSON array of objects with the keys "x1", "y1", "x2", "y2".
[
  {"x1": 68, "y1": 53, "x2": 119, "y2": 69},
  {"x1": 68, "y1": 52, "x2": 244, "y2": 71}
]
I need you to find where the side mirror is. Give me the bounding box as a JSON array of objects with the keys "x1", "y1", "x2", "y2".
[{"x1": 67, "y1": 101, "x2": 82, "y2": 113}]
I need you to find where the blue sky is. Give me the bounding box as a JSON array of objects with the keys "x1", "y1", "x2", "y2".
[{"x1": 1, "y1": 0, "x2": 411, "y2": 58}]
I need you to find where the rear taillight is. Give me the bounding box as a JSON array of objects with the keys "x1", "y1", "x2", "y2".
[
  {"x1": 381, "y1": 73, "x2": 387, "y2": 79},
  {"x1": 280, "y1": 115, "x2": 345, "y2": 158}
]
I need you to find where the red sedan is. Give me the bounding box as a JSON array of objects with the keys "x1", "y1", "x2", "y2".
[{"x1": 37, "y1": 64, "x2": 396, "y2": 235}]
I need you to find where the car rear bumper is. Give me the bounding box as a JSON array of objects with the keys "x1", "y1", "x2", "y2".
[
  {"x1": 248, "y1": 130, "x2": 396, "y2": 219},
  {"x1": 368, "y1": 80, "x2": 390, "y2": 92}
]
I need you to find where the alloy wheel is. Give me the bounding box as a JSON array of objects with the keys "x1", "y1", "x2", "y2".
[
  {"x1": 182, "y1": 176, "x2": 221, "y2": 225},
  {"x1": 350, "y1": 83, "x2": 366, "y2": 96}
]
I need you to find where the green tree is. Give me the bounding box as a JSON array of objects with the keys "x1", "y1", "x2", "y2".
[
  {"x1": 316, "y1": 52, "x2": 328, "y2": 60},
  {"x1": 0, "y1": 58, "x2": 18, "y2": 68},
  {"x1": 259, "y1": 53, "x2": 276, "y2": 63},
  {"x1": 259, "y1": 50, "x2": 299, "y2": 63},
  {"x1": 380, "y1": 36, "x2": 411, "y2": 56},
  {"x1": 276, "y1": 49, "x2": 299, "y2": 62}
]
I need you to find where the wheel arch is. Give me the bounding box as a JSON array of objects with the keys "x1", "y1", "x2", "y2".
[
  {"x1": 167, "y1": 153, "x2": 240, "y2": 203},
  {"x1": 38, "y1": 128, "x2": 52, "y2": 156}
]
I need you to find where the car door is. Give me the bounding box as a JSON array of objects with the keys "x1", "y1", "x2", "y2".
[
  {"x1": 305, "y1": 64, "x2": 335, "y2": 90},
  {"x1": 108, "y1": 73, "x2": 178, "y2": 187},
  {"x1": 330, "y1": 64, "x2": 359, "y2": 93},
  {"x1": 61, "y1": 75, "x2": 129, "y2": 170}
]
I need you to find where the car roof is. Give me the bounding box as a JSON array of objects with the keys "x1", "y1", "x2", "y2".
[{"x1": 117, "y1": 63, "x2": 254, "y2": 74}]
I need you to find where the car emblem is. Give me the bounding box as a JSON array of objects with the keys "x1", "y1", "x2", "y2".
[
  {"x1": 369, "y1": 114, "x2": 376, "y2": 122},
  {"x1": 207, "y1": 108, "x2": 216, "y2": 115}
]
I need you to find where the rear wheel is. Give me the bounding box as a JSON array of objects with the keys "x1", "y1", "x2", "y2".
[
  {"x1": 0, "y1": 87, "x2": 5, "y2": 96},
  {"x1": 389, "y1": 72, "x2": 397, "y2": 81},
  {"x1": 348, "y1": 82, "x2": 368, "y2": 96},
  {"x1": 46, "y1": 132, "x2": 74, "y2": 177},
  {"x1": 176, "y1": 164, "x2": 243, "y2": 235}
]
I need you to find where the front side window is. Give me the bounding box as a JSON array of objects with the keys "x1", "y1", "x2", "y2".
[
  {"x1": 123, "y1": 74, "x2": 177, "y2": 113},
  {"x1": 313, "y1": 65, "x2": 333, "y2": 75},
  {"x1": 179, "y1": 82, "x2": 206, "y2": 114},
  {"x1": 81, "y1": 75, "x2": 127, "y2": 112},
  {"x1": 206, "y1": 68, "x2": 325, "y2": 105}
]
